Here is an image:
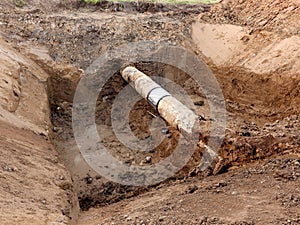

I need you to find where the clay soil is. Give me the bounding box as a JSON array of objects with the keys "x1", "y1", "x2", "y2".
[{"x1": 0, "y1": 0, "x2": 299, "y2": 224}]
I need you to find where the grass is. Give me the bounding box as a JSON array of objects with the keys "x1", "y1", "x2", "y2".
[
  {"x1": 12, "y1": 0, "x2": 25, "y2": 7},
  {"x1": 82, "y1": 0, "x2": 219, "y2": 4},
  {"x1": 146, "y1": 0, "x2": 219, "y2": 3}
]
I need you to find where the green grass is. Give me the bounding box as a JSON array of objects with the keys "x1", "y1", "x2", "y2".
[
  {"x1": 12, "y1": 0, "x2": 25, "y2": 7},
  {"x1": 82, "y1": 0, "x2": 219, "y2": 4},
  {"x1": 146, "y1": 0, "x2": 219, "y2": 3}
]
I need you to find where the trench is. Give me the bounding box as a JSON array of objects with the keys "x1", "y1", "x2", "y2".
[
  {"x1": 48, "y1": 59, "x2": 299, "y2": 221},
  {"x1": 49, "y1": 62, "x2": 208, "y2": 211},
  {"x1": 43, "y1": 24, "x2": 300, "y2": 225},
  {"x1": 0, "y1": 1, "x2": 299, "y2": 224},
  {"x1": 2, "y1": 2, "x2": 297, "y2": 223}
]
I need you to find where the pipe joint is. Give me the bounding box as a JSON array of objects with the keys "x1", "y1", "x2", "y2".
[{"x1": 147, "y1": 87, "x2": 171, "y2": 109}]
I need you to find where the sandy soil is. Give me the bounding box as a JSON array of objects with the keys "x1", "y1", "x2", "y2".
[
  {"x1": 0, "y1": 120, "x2": 77, "y2": 225},
  {"x1": 77, "y1": 155, "x2": 300, "y2": 225},
  {"x1": 0, "y1": 0, "x2": 299, "y2": 224},
  {"x1": 0, "y1": 36, "x2": 78, "y2": 224}
]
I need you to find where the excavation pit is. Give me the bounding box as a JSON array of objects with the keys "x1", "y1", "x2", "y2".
[{"x1": 0, "y1": 0, "x2": 299, "y2": 224}]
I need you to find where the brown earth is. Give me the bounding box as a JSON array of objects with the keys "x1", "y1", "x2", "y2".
[
  {"x1": 0, "y1": 32, "x2": 78, "y2": 224},
  {"x1": 0, "y1": 0, "x2": 299, "y2": 224}
]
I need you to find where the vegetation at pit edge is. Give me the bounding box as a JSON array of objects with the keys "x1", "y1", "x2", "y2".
[{"x1": 12, "y1": 0, "x2": 25, "y2": 7}]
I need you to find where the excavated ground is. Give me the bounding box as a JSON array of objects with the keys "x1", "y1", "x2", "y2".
[{"x1": 0, "y1": 0, "x2": 299, "y2": 224}]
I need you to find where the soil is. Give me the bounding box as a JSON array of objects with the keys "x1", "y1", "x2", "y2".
[{"x1": 0, "y1": 0, "x2": 299, "y2": 224}]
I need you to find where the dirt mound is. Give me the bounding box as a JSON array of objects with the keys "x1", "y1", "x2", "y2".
[
  {"x1": 0, "y1": 0, "x2": 211, "y2": 15},
  {"x1": 201, "y1": 0, "x2": 300, "y2": 35},
  {"x1": 75, "y1": 0, "x2": 211, "y2": 14}
]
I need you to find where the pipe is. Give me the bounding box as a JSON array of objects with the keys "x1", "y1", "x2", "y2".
[
  {"x1": 121, "y1": 66, "x2": 221, "y2": 172},
  {"x1": 121, "y1": 66, "x2": 197, "y2": 135}
]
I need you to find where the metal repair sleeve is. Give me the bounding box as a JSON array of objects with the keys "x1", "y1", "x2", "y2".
[{"x1": 121, "y1": 66, "x2": 197, "y2": 135}]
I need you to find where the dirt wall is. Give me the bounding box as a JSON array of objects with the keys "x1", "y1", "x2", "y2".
[{"x1": 0, "y1": 38, "x2": 78, "y2": 224}]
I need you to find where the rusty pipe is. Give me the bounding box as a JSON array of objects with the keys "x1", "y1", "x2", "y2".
[
  {"x1": 121, "y1": 66, "x2": 197, "y2": 135},
  {"x1": 121, "y1": 66, "x2": 220, "y2": 172}
]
